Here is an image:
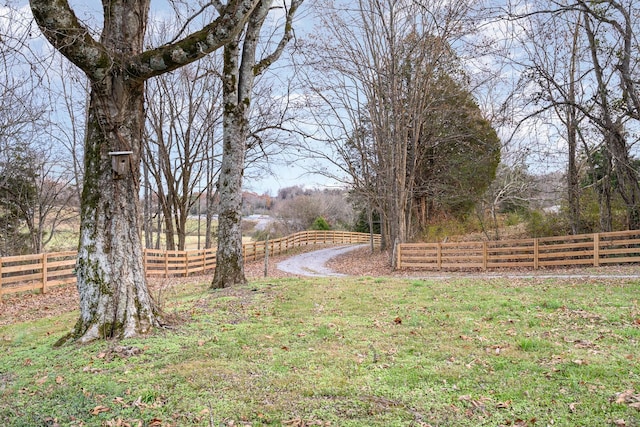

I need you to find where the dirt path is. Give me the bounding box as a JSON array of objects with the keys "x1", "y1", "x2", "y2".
[{"x1": 276, "y1": 244, "x2": 367, "y2": 277}]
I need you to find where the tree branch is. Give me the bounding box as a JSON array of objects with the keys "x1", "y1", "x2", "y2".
[
  {"x1": 130, "y1": 0, "x2": 260, "y2": 80},
  {"x1": 253, "y1": 0, "x2": 303, "y2": 76},
  {"x1": 29, "y1": 0, "x2": 110, "y2": 80}
]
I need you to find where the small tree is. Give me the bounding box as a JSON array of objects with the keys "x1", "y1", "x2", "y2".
[{"x1": 0, "y1": 144, "x2": 37, "y2": 256}]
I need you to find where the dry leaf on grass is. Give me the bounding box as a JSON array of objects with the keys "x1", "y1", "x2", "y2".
[{"x1": 90, "y1": 405, "x2": 110, "y2": 415}]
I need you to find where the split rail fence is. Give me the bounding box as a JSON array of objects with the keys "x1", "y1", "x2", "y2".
[
  {"x1": 397, "y1": 229, "x2": 640, "y2": 271},
  {"x1": 0, "y1": 230, "x2": 379, "y2": 299}
]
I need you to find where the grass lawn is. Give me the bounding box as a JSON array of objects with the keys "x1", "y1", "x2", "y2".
[{"x1": 1, "y1": 276, "x2": 639, "y2": 426}]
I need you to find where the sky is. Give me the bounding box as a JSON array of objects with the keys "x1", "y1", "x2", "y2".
[
  {"x1": 6, "y1": 0, "x2": 612, "y2": 196},
  {"x1": 2, "y1": 1, "x2": 345, "y2": 196}
]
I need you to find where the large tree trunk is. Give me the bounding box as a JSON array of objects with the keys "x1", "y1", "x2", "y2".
[
  {"x1": 582, "y1": 11, "x2": 640, "y2": 230},
  {"x1": 211, "y1": 131, "x2": 247, "y2": 288},
  {"x1": 212, "y1": 39, "x2": 248, "y2": 289},
  {"x1": 211, "y1": 0, "x2": 299, "y2": 287},
  {"x1": 70, "y1": 75, "x2": 160, "y2": 343}
]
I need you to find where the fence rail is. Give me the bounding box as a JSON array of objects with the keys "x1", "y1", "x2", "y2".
[
  {"x1": 397, "y1": 229, "x2": 640, "y2": 271},
  {"x1": 1, "y1": 231, "x2": 379, "y2": 299}
]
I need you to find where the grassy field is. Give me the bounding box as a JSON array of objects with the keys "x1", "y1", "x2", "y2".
[
  {"x1": 1, "y1": 276, "x2": 639, "y2": 426},
  {"x1": 45, "y1": 217, "x2": 222, "y2": 252}
]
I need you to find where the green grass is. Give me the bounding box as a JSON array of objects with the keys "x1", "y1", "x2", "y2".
[{"x1": 1, "y1": 277, "x2": 639, "y2": 426}]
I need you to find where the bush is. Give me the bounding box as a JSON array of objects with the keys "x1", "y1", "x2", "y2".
[
  {"x1": 353, "y1": 209, "x2": 381, "y2": 234},
  {"x1": 310, "y1": 216, "x2": 331, "y2": 231},
  {"x1": 524, "y1": 210, "x2": 569, "y2": 238},
  {"x1": 504, "y1": 211, "x2": 524, "y2": 227},
  {"x1": 421, "y1": 216, "x2": 482, "y2": 242}
]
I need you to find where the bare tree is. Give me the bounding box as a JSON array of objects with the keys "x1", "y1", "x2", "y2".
[
  {"x1": 299, "y1": 0, "x2": 480, "y2": 264},
  {"x1": 478, "y1": 160, "x2": 537, "y2": 239},
  {"x1": 578, "y1": 0, "x2": 640, "y2": 229},
  {"x1": 0, "y1": 5, "x2": 59, "y2": 255},
  {"x1": 212, "y1": 0, "x2": 303, "y2": 289},
  {"x1": 511, "y1": 7, "x2": 588, "y2": 234},
  {"x1": 144, "y1": 54, "x2": 223, "y2": 250},
  {"x1": 503, "y1": 0, "x2": 640, "y2": 231},
  {"x1": 29, "y1": 0, "x2": 260, "y2": 343}
]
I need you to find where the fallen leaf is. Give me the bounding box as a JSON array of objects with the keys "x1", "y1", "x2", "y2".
[
  {"x1": 496, "y1": 400, "x2": 511, "y2": 409},
  {"x1": 36, "y1": 376, "x2": 48, "y2": 385},
  {"x1": 55, "y1": 376, "x2": 64, "y2": 384},
  {"x1": 148, "y1": 418, "x2": 162, "y2": 426},
  {"x1": 90, "y1": 405, "x2": 110, "y2": 415},
  {"x1": 394, "y1": 317, "x2": 402, "y2": 324},
  {"x1": 113, "y1": 396, "x2": 128, "y2": 407},
  {"x1": 615, "y1": 390, "x2": 634, "y2": 404}
]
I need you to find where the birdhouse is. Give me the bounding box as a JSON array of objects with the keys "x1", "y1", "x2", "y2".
[{"x1": 108, "y1": 151, "x2": 133, "y2": 177}]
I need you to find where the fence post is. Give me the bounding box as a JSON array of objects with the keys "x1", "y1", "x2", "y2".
[
  {"x1": 164, "y1": 251, "x2": 169, "y2": 278},
  {"x1": 185, "y1": 251, "x2": 190, "y2": 277},
  {"x1": 437, "y1": 243, "x2": 442, "y2": 270},
  {"x1": 482, "y1": 242, "x2": 488, "y2": 271},
  {"x1": 534, "y1": 238, "x2": 539, "y2": 270},
  {"x1": 42, "y1": 253, "x2": 48, "y2": 294},
  {"x1": 593, "y1": 233, "x2": 600, "y2": 267},
  {"x1": 0, "y1": 256, "x2": 4, "y2": 302}
]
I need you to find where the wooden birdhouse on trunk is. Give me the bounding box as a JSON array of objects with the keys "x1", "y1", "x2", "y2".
[{"x1": 108, "y1": 151, "x2": 133, "y2": 178}]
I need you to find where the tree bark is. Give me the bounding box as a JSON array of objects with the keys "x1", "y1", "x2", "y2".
[
  {"x1": 212, "y1": 37, "x2": 249, "y2": 288},
  {"x1": 70, "y1": 75, "x2": 159, "y2": 343},
  {"x1": 212, "y1": 0, "x2": 302, "y2": 288}
]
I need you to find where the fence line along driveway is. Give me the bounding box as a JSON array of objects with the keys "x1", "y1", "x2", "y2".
[
  {"x1": 397, "y1": 229, "x2": 640, "y2": 271},
  {"x1": 0, "y1": 231, "x2": 380, "y2": 300}
]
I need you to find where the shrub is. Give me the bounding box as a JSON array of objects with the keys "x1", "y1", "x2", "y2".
[
  {"x1": 310, "y1": 216, "x2": 331, "y2": 231},
  {"x1": 525, "y1": 210, "x2": 569, "y2": 238},
  {"x1": 421, "y1": 216, "x2": 482, "y2": 242}
]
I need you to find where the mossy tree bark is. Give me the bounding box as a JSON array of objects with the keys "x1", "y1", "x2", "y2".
[
  {"x1": 30, "y1": 0, "x2": 259, "y2": 343},
  {"x1": 212, "y1": 0, "x2": 302, "y2": 289},
  {"x1": 212, "y1": 39, "x2": 249, "y2": 288},
  {"x1": 73, "y1": 75, "x2": 156, "y2": 342}
]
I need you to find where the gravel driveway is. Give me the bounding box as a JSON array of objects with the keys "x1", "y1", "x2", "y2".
[{"x1": 276, "y1": 244, "x2": 367, "y2": 277}]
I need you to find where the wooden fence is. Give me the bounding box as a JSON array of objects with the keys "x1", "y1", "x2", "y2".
[
  {"x1": 397, "y1": 229, "x2": 640, "y2": 271},
  {"x1": 0, "y1": 230, "x2": 379, "y2": 299}
]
